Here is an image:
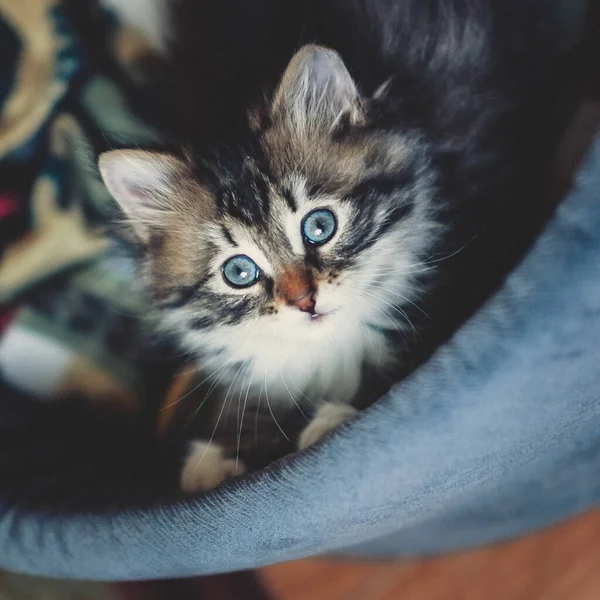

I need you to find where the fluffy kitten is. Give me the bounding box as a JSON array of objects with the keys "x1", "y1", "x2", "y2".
[{"x1": 99, "y1": 0, "x2": 578, "y2": 491}]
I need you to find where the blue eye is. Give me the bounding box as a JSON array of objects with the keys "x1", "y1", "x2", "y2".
[
  {"x1": 222, "y1": 255, "x2": 260, "y2": 288},
  {"x1": 302, "y1": 209, "x2": 337, "y2": 245}
]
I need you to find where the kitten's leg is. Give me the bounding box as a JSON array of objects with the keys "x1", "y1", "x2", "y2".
[
  {"x1": 180, "y1": 440, "x2": 246, "y2": 493},
  {"x1": 297, "y1": 403, "x2": 358, "y2": 450}
]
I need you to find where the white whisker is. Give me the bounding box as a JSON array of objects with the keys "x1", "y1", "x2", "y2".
[{"x1": 264, "y1": 374, "x2": 290, "y2": 442}]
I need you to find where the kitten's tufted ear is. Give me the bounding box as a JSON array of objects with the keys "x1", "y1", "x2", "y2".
[
  {"x1": 99, "y1": 150, "x2": 189, "y2": 243},
  {"x1": 272, "y1": 44, "x2": 363, "y2": 134}
]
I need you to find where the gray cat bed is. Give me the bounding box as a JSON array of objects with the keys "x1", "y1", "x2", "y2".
[{"x1": 0, "y1": 125, "x2": 598, "y2": 580}]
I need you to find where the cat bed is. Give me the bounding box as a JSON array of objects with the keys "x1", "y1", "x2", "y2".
[
  {"x1": 0, "y1": 128, "x2": 598, "y2": 580},
  {"x1": 1, "y1": 0, "x2": 599, "y2": 582}
]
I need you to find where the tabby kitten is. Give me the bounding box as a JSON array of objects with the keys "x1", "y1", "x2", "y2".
[{"x1": 99, "y1": 0, "x2": 575, "y2": 491}]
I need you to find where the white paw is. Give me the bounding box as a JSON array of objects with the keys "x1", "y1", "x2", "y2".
[
  {"x1": 298, "y1": 403, "x2": 358, "y2": 450},
  {"x1": 180, "y1": 441, "x2": 246, "y2": 493}
]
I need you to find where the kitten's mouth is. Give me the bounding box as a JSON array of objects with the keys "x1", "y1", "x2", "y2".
[{"x1": 308, "y1": 310, "x2": 335, "y2": 323}]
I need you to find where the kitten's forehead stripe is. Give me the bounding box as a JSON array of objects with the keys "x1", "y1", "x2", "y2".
[
  {"x1": 280, "y1": 186, "x2": 297, "y2": 212},
  {"x1": 220, "y1": 225, "x2": 237, "y2": 247},
  {"x1": 218, "y1": 184, "x2": 269, "y2": 226},
  {"x1": 211, "y1": 155, "x2": 274, "y2": 226}
]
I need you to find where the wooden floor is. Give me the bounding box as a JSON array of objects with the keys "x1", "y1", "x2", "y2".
[{"x1": 261, "y1": 506, "x2": 600, "y2": 600}]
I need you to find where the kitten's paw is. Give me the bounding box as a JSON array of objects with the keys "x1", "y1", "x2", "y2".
[
  {"x1": 180, "y1": 440, "x2": 246, "y2": 493},
  {"x1": 298, "y1": 403, "x2": 358, "y2": 450}
]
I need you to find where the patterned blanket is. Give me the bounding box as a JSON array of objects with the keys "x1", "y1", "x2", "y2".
[{"x1": 0, "y1": 0, "x2": 177, "y2": 411}]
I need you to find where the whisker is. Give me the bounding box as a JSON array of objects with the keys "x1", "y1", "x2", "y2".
[
  {"x1": 285, "y1": 373, "x2": 316, "y2": 408},
  {"x1": 421, "y1": 234, "x2": 479, "y2": 266},
  {"x1": 359, "y1": 314, "x2": 377, "y2": 356},
  {"x1": 360, "y1": 289, "x2": 419, "y2": 338},
  {"x1": 357, "y1": 292, "x2": 403, "y2": 334},
  {"x1": 187, "y1": 359, "x2": 247, "y2": 477},
  {"x1": 254, "y1": 377, "x2": 263, "y2": 448},
  {"x1": 161, "y1": 355, "x2": 234, "y2": 413},
  {"x1": 176, "y1": 358, "x2": 237, "y2": 436},
  {"x1": 364, "y1": 282, "x2": 431, "y2": 320},
  {"x1": 237, "y1": 362, "x2": 256, "y2": 467},
  {"x1": 264, "y1": 375, "x2": 290, "y2": 442},
  {"x1": 279, "y1": 367, "x2": 309, "y2": 422},
  {"x1": 393, "y1": 292, "x2": 431, "y2": 320}
]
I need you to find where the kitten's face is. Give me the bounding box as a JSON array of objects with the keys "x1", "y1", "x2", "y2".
[{"x1": 99, "y1": 46, "x2": 438, "y2": 393}]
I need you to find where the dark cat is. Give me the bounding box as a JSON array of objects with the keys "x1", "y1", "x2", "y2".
[{"x1": 98, "y1": 0, "x2": 580, "y2": 491}]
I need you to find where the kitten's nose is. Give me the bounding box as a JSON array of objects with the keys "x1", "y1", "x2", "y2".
[
  {"x1": 288, "y1": 291, "x2": 316, "y2": 313},
  {"x1": 277, "y1": 267, "x2": 316, "y2": 313}
]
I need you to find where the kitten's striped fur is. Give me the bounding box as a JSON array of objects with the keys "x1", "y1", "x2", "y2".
[{"x1": 99, "y1": 0, "x2": 579, "y2": 490}]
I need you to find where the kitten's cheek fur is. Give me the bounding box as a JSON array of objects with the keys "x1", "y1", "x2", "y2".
[
  {"x1": 298, "y1": 403, "x2": 358, "y2": 450},
  {"x1": 180, "y1": 441, "x2": 246, "y2": 493}
]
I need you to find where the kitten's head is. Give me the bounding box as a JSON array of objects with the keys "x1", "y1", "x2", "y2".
[{"x1": 99, "y1": 45, "x2": 438, "y2": 392}]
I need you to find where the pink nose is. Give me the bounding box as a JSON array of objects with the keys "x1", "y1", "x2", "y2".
[
  {"x1": 277, "y1": 267, "x2": 317, "y2": 313},
  {"x1": 288, "y1": 291, "x2": 316, "y2": 314}
]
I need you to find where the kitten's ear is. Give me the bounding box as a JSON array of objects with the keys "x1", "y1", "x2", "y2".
[
  {"x1": 99, "y1": 150, "x2": 189, "y2": 243},
  {"x1": 272, "y1": 44, "x2": 363, "y2": 133}
]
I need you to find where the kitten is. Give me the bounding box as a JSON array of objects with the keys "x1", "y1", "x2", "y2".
[{"x1": 98, "y1": 0, "x2": 578, "y2": 491}]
